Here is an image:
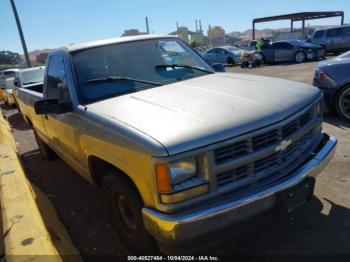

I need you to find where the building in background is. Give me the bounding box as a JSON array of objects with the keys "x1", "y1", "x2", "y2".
[
  {"x1": 170, "y1": 26, "x2": 190, "y2": 43},
  {"x1": 170, "y1": 20, "x2": 206, "y2": 46},
  {"x1": 121, "y1": 29, "x2": 148, "y2": 37},
  {"x1": 36, "y1": 52, "x2": 48, "y2": 65}
]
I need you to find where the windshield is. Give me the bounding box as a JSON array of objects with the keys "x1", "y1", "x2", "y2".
[
  {"x1": 226, "y1": 47, "x2": 240, "y2": 52},
  {"x1": 71, "y1": 38, "x2": 214, "y2": 104},
  {"x1": 21, "y1": 68, "x2": 45, "y2": 85}
]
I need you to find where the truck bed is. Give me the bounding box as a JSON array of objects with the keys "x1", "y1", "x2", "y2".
[
  {"x1": 25, "y1": 83, "x2": 43, "y2": 94},
  {"x1": 17, "y1": 83, "x2": 43, "y2": 108}
]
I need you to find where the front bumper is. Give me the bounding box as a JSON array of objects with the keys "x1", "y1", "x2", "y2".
[
  {"x1": 307, "y1": 49, "x2": 325, "y2": 60},
  {"x1": 142, "y1": 134, "x2": 337, "y2": 245}
]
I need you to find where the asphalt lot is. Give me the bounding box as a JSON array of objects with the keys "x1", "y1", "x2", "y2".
[{"x1": 1, "y1": 58, "x2": 350, "y2": 260}]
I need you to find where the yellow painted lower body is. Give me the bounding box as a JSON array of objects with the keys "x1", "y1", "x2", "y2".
[
  {"x1": 6, "y1": 94, "x2": 16, "y2": 106},
  {"x1": 0, "y1": 110, "x2": 81, "y2": 261}
]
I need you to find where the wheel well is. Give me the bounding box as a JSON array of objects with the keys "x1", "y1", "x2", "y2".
[
  {"x1": 88, "y1": 156, "x2": 135, "y2": 189},
  {"x1": 335, "y1": 83, "x2": 350, "y2": 100}
]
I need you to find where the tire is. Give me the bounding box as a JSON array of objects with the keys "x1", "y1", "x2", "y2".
[
  {"x1": 335, "y1": 85, "x2": 350, "y2": 121},
  {"x1": 295, "y1": 51, "x2": 306, "y2": 63},
  {"x1": 227, "y1": 57, "x2": 234, "y2": 67},
  {"x1": 102, "y1": 173, "x2": 157, "y2": 254},
  {"x1": 33, "y1": 130, "x2": 57, "y2": 160}
]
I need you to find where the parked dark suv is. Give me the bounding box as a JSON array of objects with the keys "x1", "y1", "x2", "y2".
[{"x1": 308, "y1": 25, "x2": 350, "y2": 53}]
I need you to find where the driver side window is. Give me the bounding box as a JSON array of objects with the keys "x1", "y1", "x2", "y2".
[
  {"x1": 47, "y1": 56, "x2": 71, "y2": 103},
  {"x1": 272, "y1": 43, "x2": 292, "y2": 50},
  {"x1": 207, "y1": 49, "x2": 217, "y2": 54},
  {"x1": 217, "y1": 49, "x2": 227, "y2": 55}
]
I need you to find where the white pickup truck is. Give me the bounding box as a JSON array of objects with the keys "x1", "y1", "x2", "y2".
[{"x1": 16, "y1": 35, "x2": 337, "y2": 254}]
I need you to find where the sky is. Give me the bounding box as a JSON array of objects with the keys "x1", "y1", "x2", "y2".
[{"x1": 1, "y1": 0, "x2": 349, "y2": 53}]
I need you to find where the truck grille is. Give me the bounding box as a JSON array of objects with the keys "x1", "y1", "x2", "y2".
[{"x1": 214, "y1": 104, "x2": 322, "y2": 189}]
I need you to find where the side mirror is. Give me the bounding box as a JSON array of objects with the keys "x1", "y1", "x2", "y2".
[
  {"x1": 34, "y1": 99, "x2": 71, "y2": 115},
  {"x1": 13, "y1": 80, "x2": 20, "y2": 87},
  {"x1": 212, "y1": 63, "x2": 226, "y2": 72}
]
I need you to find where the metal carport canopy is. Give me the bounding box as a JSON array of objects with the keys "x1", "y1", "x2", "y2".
[{"x1": 252, "y1": 11, "x2": 345, "y2": 39}]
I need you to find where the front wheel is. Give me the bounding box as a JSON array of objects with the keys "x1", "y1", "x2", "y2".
[
  {"x1": 295, "y1": 51, "x2": 306, "y2": 63},
  {"x1": 227, "y1": 57, "x2": 234, "y2": 67},
  {"x1": 335, "y1": 85, "x2": 350, "y2": 121},
  {"x1": 103, "y1": 173, "x2": 157, "y2": 254}
]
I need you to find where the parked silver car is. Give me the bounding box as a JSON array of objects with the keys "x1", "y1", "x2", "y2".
[
  {"x1": 313, "y1": 51, "x2": 350, "y2": 120},
  {"x1": 202, "y1": 46, "x2": 245, "y2": 66},
  {"x1": 262, "y1": 40, "x2": 325, "y2": 64},
  {"x1": 308, "y1": 25, "x2": 350, "y2": 53}
]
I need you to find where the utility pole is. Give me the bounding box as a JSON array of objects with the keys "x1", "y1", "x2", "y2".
[
  {"x1": 145, "y1": 17, "x2": 150, "y2": 34},
  {"x1": 9, "y1": 0, "x2": 32, "y2": 67}
]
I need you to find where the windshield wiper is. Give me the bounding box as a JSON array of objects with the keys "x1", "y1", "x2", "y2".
[
  {"x1": 155, "y1": 64, "x2": 213, "y2": 74},
  {"x1": 23, "y1": 81, "x2": 41, "y2": 85},
  {"x1": 84, "y1": 76, "x2": 162, "y2": 86}
]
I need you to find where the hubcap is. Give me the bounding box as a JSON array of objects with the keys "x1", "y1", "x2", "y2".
[
  {"x1": 296, "y1": 53, "x2": 305, "y2": 63},
  {"x1": 113, "y1": 193, "x2": 137, "y2": 231},
  {"x1": 339, "y1": 88, "x2": 350, "y2": 120}
]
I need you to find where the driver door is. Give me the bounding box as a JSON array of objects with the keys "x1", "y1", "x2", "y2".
[
  {"x1": 215, "y1": 48, "x2": 228, "y2": 64},
  {"x1": 45, "y1": 55, "x2": 84, "y2": 172},
  {"x1": 274, "y1": 42, "x2": 293, "y2": 62},
  {"x1": 204, "y1": 48, "x2": 218, "y2": 64}
]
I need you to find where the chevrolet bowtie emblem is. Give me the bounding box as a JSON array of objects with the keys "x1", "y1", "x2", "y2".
[{"x1": 275, "y1": 139, "x2": 292, "y2": 152}]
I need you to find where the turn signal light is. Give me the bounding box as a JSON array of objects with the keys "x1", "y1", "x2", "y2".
[
  {"x1": 155, "y1": 164, "x2": 171, "y2": 193},
  {"x1": 319, "y1": 72, "x2": 326, "y2": 79}
]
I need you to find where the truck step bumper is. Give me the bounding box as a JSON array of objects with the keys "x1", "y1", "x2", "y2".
[{"x1": 142, "y1": 134, "x2": 337, "y2": 246}]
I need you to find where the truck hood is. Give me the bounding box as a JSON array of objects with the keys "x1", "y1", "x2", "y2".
[
  {"x1": 297, "y1": 42, "x2": 322, "y2": 49},
  {"x1": 88, "y1": 73, "x2": 321, "y2": 155},
  {"x1": 317, "y1": 57, "x2": 350, "y2": 68}
]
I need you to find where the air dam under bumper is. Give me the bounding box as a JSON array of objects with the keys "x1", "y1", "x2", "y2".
[{"x1": 142, "y1": 133, "x2": 337, "y2": 245}]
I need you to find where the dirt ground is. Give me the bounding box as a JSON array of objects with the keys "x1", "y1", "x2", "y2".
[{"x1": 1, "y1": 58, "x2": 350, "y2": 260}]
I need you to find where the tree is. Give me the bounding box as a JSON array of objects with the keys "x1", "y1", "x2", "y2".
[
  {"x1": 0, "y1": 51, "x2": 22, "y2": 65},
  {"x1": 207, "y1": 26, "x2": 226, "y2": 46}
]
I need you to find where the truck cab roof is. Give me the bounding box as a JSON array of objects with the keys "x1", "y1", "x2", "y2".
[{"x1": 65, "y1": 35, "x2": 177, "y2": 52}]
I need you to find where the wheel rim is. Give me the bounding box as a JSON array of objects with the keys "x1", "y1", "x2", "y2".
[
  {"x1": 339, "y1": 88, "x2": 350, "y2": 119},
  {"x1": 296, "y1": 52, "x2": 305, "y2": 63},
  {"x1": 112, "y1": 192, "x2": 137, "y2": 232}
]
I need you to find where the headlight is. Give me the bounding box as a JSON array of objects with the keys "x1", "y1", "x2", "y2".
[
  {"x1": 314, "y1": 69, "x2": 320, "y2": 78},
  {"x1": 168, "y1": 157, "x2": 197, "y2": 185},
  {"x1": 155, "y1": 157, "x2": 209, "y2": 203}
]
